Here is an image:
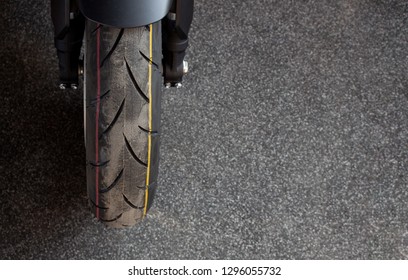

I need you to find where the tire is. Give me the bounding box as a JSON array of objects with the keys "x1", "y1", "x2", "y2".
[{"x1": 84, "y1": 21, "x2": 162, "y2": 228}]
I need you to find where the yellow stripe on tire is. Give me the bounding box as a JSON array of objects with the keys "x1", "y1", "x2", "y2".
[{"x1": 144, "y1": 23, "x2": 153, "y2": 217}]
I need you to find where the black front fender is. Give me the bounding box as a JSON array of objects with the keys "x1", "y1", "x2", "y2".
[{"x1": 79, "y1": 0, "x2": 173, "y2": 28}]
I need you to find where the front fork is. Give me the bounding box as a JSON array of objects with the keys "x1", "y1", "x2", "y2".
[
  {"x1": 51, "y1": 0, "x2": 84, "y2": 89},
  {"x1": 162, "y1": 0, "x2": 194, "y2": 88},
  {"x1": 50, "y1": 0, "x2": 193, "y2": 89}
]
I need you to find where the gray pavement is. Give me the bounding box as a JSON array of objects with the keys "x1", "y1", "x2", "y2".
[{"x1": 1, "y1": 0, "x2": 408, "y2": 259}]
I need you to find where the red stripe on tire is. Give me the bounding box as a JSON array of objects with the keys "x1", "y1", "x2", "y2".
[{"x1": 95, "y1": 25, "x2": 101, "y2": 219}]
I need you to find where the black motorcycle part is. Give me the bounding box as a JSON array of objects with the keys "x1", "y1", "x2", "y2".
[
  {"x1": 162, "y1": 0, "x2": 194, "y2": 86},
  {"x1": 78, "y1": 0, "x2": 173, "y2": 28},
  {"x1": 51, "y1": 0, "x2": 85, "y2": 87}
]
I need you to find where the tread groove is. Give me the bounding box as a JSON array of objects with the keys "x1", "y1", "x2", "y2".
[
  {"x1": 138, "y1": 125, "x2": 159, "y2": 136},
  {"x1": 88, "y1": 90, "x2": 110, "y2": 107},
  {"x1": 91, "y1": 24, "x2": 103, "y2": 35},
  {"x1": 89, "y1": 199, "x2": 109, "y2": 210},
  {"x1": 89, "y1": 160, "x2": 110, "y2": 167},
  {"x1": 124, "y1": 58, "x2": 149, "y2": 103},
  {"x1": 100, "y1": 169, "x2": 123, "y2": 193},
  {"x1": 100, "y1": 29, "x2": 124, "y2": 67},
  {"x1": 100, "y1": 213, "x2": 123, "y2": 222},
  {"x1": 139, "y1": 51, "x2": 159, "y2": 69},
  {"x1": 123, "y1": 194, "x2": 144, "y2": 209},
  {"x1": 99, "y1": 98, "x2": 125, "y2": 139},
  {"x1": 123, "y1": 134, "x2": 147, "y2": 167}
]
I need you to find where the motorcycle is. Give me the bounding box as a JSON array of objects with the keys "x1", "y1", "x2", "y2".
[{"x1": 50, "y1": 0, "x2": 194, "y2": 228}]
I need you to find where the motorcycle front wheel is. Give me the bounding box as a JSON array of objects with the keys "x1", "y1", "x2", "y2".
[{"x1": 84, "y1": 21, "x2": 162, "y2": 228}]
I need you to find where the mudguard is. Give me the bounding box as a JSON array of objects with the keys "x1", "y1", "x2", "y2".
[{"x1": 78, "y1": 0, "x2": 173, "y2": 28}]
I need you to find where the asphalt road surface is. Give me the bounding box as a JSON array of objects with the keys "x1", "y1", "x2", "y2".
[{"x1": 1, "y1": 0, "x2": 408, "y2": 259}]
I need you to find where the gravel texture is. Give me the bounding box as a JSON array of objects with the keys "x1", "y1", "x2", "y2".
[{"x1": 1, "y1": 0, "x2": 408, "y2": 259}]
